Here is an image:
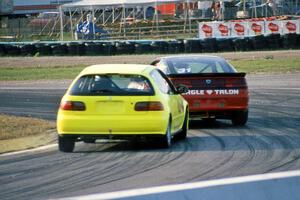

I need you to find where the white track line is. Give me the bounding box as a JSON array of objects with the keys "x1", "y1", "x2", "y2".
[{"x1": 58, "y1": 170, "x2": 300, "y2": 200}]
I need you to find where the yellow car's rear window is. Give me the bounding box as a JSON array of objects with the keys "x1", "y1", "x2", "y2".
[{"x1": 70, "y1": 74, "x2": 154, "y2": 96}]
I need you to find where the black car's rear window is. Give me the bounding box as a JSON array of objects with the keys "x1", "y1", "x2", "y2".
[
  {"x1": 165, "y1": 57, "x2": 236, "y2": 74},
  {"x1": 70, "y1": 74, "x2": 154, "y2": 96}
]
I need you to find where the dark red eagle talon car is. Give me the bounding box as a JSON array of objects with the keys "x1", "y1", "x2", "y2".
[{"x1": 151, "y1": 55, "x2": 249, "y2": 126}]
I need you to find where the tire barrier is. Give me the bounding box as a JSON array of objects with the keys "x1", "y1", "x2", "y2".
[
  {"x1": 282, "y1": 33, "x2": 298, "y2": 49},
  {"x1": 67, "y1": 42, "x2": 85, "y2": 56},
  {"x1": 151, "y1": 41, "x2": 168, "y2": 54},
  {"x1": 51, "y1": 43, "x2": 68, "y2": 56},
  {"x1": 183, "y1": 39, "x2": 201, "y2": 53},
  {"x1": 115, "y1": 42, "x2": 128, "y2": 55},
  {"x1": 35, "y1": 43, "x2": 52, "y2": 56},
  {"x1": 202, "y1": 38, "x2": 217, "y2": 53},
  {"x1": 217, "y1": 38, "x2": 234, "y2": 52},
  {"x1": 4, "y1": 44, "x2": 20, "y2": 56},
  {"x1": 265, "y1": 34, "x2": 282, "y2": 50},
  {"x1": 0, "y1": 43, "x2": 6, "y2": 56},
  {"x1": 251, "y1": 35, "x2": 268, "y2": 50},
  {"x1": 168, "y1": 40, "x2": 184, "y2": 54},
  {"x1": 19, "y1": 44, "x2": 37, "y2": 56},
  {"x1": 135, "y1": 42, "x2": 152, "y2": 54},
  {"x1": 0, "y1": 34, "x2": 299, "y2": 57},
  {"x1": 101, "y1": 42, "x2": 116, "y2": 55},
  {"x1": 233, "y1": 38, "x2": 249, "y2": 51},
  {"x1": 84, "y1": 42, "x2": 103, "y2": 56}
]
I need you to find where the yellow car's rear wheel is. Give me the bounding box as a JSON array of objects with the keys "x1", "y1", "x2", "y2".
[
  {"x1": 159, "y1": 120, "x2": 172, "y2": 148},
  {"x1": 58, "y1": 136, "x2": 75, "y2": 152}
]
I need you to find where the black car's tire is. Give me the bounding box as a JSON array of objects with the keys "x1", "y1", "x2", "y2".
[
  {"x1": 159, "y1": 120, "x2": 172, "y2": 148},
  {"x1": 175, "y1": 112, "x2": 188, "y2": 140},
  {"x1": 58, "y1": 136, "x2": 75, "y2": 152},
  {"x1": 231, "y1": 110, "x2": 248, "y2": 126}
]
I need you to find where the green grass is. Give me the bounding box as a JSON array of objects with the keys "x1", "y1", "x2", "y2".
[
  {"x1": 0, "y1": 58, "x2": 299, "y2": 80},
  {"x1": 0, "y1": 65, "x2": 86, "y2": 80},
  {"x1": 230, "y1": 58, "x2": 300, "y2": 74}
]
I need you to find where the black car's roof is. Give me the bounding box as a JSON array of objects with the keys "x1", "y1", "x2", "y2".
[{"x1": 160, "y1": 55, "x2": 223, "y2": 60}]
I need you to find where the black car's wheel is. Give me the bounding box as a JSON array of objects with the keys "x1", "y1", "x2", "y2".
[
  {"x1": 175, "y1": 112, "x2": 188, "y2": 140},
  {"x1": 58, "y1": 136, "x2": 75, "y2": 152},
  {"x1": 159, "y1": 120, "x2": 172, "y2": 148},
  {"x1": 231, "y1": 110, "x2": 248, "y2": 126}
]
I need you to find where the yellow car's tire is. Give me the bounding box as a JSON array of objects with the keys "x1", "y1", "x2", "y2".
[
  {"x1": 58, "y1": 136, "x2": 75, "y2": 152},
  {"x1": 176, "y1": 112, "x2": 188, "y2": 140},
  {"x1": 159, "y1": 120, "x2": 172, "y2": 148}
]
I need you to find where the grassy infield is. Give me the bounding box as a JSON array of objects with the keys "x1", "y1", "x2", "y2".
[
  {"x1": 0, "y1": 57, "x2": 300, "y2": 80},
  {"x1": 0, "y1": 55, "x2": 299, "y2": 153}
]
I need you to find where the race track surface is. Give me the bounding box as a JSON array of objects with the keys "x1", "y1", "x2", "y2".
[{"x1": 0, "y1": 73, "x2": 300, "y2": 200}]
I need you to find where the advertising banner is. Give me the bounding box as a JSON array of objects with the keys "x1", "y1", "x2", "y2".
[
  {"x1": 199, "y1": 22, "x2": 214, "y2": 38},
  {"x1": 199, "y1": 22, "x2": 231, "y2": 39},
  {"x1": 198, "y1": 19, "x2": 299, "y2": 39},
  {"x1": 231, "y1": 21, "x2": 248, "y2": 37},
  {"x1": 248, "y1": 21, "x2": 265, "y2": 36},
  {"x1": 265, "y1": 20, "x2": 282, "y2": 35},
  {"x1": 282, "y1": 20, "x2": 299, "y2": 34}
]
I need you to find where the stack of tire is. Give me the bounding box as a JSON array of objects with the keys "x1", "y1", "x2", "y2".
[
  {"x1": 282, "y1": 33, "x2": 299, "y2": 49},
  {"x1": 233, "y1": 37, "x2": 253, "y2": 51},
  {"x1": 51, "y1": 43, "x2": 68, "y2": 56},
  {"x1": 115, "y1": 41, "x2": 135, "y2": 55},
  {"x1": 217, "y1": 38, "x2": 234, "y2": 52},
  {"x1": 135, "y1": 42, "x2": 152, "y2": 54},
  {"x1": 183, "y1": 39, "x2": 201, "y2": 53},
  {"x1": 168, "y1": 40, "x2": 184, "y2": 53},
  {"x1": 151, "y1": 41, "x2": 168, "y2": 54},
  {"x1": 35, "y1": 43, "x2": 52, "y2": 56},
  {"x1": 19, "y1": 43, "x2": 37, "y2": 56},
  {"x1": 84, "y1": 42, "x2": 103, "y2": 56},
  {"x1": 101, "y1": 42, "x2": 116, "y2": 55},
  {"x1": 202, "y1": 38, "x2": 217, "y2": 53},
  {"x1": 265, "y1": 34, "x2": 282, "y2": 50},
  {"x1": 67, "y1": 42, "x2": 85, "y2": 56},
  {"x1": 250, "y1": 35, "x2": 268, "y2": 50},
  {"x1": 4, "y1": 44, "x2": 20, "y2": 56},
  {"x1": 0, "y1": 43, "x2": 6, "y2": 56}
]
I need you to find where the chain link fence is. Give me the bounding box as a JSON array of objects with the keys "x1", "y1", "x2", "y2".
[{"x1": 0, "y1": 0, "x2": 299, "y2": 42}]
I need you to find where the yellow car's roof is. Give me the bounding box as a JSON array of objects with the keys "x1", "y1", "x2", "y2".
[{"x1": 81, "y1": 64, "x2": 154, "y2": 76}]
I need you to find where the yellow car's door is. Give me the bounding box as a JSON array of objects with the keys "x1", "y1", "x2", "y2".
[{"x1": 150, "y1": 69, "x2": 185, "y2": 133}]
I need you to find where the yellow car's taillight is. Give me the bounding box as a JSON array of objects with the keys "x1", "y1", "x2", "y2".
[
  {"x1": 135, "y1": 101, "x2": 164, "y2": 111},
  {"x1": 60, "y1": 101, "x2": 86, "y2": 111}
]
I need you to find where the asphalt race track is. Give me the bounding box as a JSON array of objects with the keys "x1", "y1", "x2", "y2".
[{"x1": 0, "y1": 73, "x2": 300, "y2": 200}]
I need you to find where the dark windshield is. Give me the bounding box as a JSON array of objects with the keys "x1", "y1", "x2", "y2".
[
  {"x1": 165, "y1": 57, "x2": 236, "y2": 75},
  {"x1": 70, "y1": 74, "x2": 154, "y2": 96}
]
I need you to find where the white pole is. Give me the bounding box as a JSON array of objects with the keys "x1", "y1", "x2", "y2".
[
  {"x1": 188, "y1": 0, "x2": 191, "y2": 34},
  {"x1": 92, "y1": 7, "x2": 95, "y2": 40},
  {"x1": 59, "y1": 6, "x2": 63, "y2": 41},
  {"x1": 253, "y1": 0, "x2": 257, "y2": 18},
  {"x1": 69, "y1": 9, "x2": 74, "y2": 40}
]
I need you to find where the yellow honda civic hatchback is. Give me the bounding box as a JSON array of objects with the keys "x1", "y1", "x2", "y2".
[{"x1": 57, "y1": 64, "x2": 189, "y2": 152}]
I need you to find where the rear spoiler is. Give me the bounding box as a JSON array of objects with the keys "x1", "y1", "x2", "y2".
[{"x1": 167, "y1": 73, "x2": 246, "y2": 78}]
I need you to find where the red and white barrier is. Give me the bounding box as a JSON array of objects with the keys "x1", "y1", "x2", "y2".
[{"x1": 198, "y1": 19, "x2": 300, "y2": 39}]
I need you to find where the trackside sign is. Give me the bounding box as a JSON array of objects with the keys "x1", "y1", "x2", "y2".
[{"x1": 198, "y1": 19, "x2": 300, "y2": 39}]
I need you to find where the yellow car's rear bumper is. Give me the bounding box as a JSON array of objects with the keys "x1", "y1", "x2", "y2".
[{"x1": 57, "y1": 113, "x2": 168, "y2": 135}]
